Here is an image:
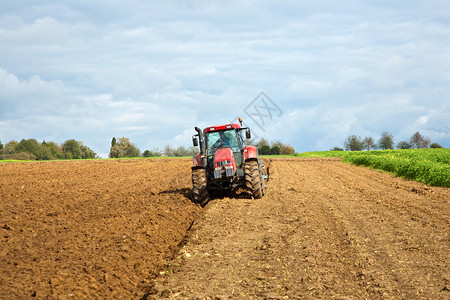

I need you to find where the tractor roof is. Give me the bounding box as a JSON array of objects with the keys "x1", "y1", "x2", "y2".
[{"x1": 204, "y1": 123, "x2": 241, "y2": 133}]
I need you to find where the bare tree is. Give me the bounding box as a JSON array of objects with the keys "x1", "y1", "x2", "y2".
[
  {"x1": 344, "y1": 135, "x2": 363, "y2": 151},
  {"x1": 163, "y1": 144, "x2": 174, "y2": 157},
  {"x1": 410, "y1": 132, "x2": 431, "y2": 149},
  {"x1": 362, "y1": 137, "x2": 376, "y2": 150},
  {"x1": 378, "y1": 132, "x2": 394, "y2": 150}
]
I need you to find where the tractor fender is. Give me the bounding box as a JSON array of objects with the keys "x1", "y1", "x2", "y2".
[
  {"x1": 192, "y1": 165, "x2": 205, "y2": 170},
  {"x1": 193, "y1": 154, "x2": 202, "y2": 167},
  {"x1": 244, "y1": 146, "x2": 259, "y2": 161}
]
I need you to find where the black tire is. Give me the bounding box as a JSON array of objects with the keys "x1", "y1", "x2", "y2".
[
  {"x1": 244, "y1": 160, "x2": 262, "y2": 199},
  {"x1": 192, "y1": 168, "x2": 209, "y2": 206}
]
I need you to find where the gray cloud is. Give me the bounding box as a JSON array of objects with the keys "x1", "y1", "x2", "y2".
[{"x1": 1, "y1": 1, "x2": 449, "y2": 156}]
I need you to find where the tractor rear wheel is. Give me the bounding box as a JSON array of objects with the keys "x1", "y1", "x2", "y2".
[
  {"x1": 244, "y1": 160, "x2": 262, "y2": 199},
  {"x1": 192, "y1": 168, "x2": 209, "y2": 206}
]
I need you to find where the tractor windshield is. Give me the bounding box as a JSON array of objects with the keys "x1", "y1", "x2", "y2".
[{"x1": 206, "y1": 130, "x2": 240, "y2": 154}]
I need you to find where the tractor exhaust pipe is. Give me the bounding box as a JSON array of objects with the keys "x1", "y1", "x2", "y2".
[
  {"x1": 195, "y1": 127, "x2": 207, "y2": 167},
  {"x1": 195, "y1": 127, "x2": 204, "y2": 154}
]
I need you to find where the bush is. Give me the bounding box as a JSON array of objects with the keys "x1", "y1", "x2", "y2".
[
  {"x1": 259, "y1": 145, "x2": 271, "y2": 155},
  {"x1": 109, "y1": 137, "x2": 140, "y2": 158},
  {"x1": 143, "y1": 150, "x2": 152, "y2": 157},
  {"x1": 12, "y1": 152, "x2": 37, "y2": 161},
  {"x1": 331, "y1": 147, "x2": 344, "y2": 151},
  {"x1": 280, "y1": 144, "x2": 295, "y2": 155},
  {"x1": 430, "y1": 143, "x2": 443, "y2": 148},
  {"x1": 397, "y1": 140, "x2": 412, "y2": 149},
  {"x1": 270, "y1": 146, "x2": 280, "y2": 155}
]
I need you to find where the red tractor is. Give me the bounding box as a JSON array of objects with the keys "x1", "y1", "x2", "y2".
[{"x1": 191, "y1": 118, "x2": 266, "y2": 205}]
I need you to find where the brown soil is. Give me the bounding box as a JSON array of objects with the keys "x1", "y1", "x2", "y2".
[
  {"x1": 0, "y1": 159, "x2": 200, "y2": 299},
  {"x1": 151, "y1": 158, "x2": 449, "y2": 299},
  {"x1": 1, "y1": 157, "x2": 449, "y2": 299}
]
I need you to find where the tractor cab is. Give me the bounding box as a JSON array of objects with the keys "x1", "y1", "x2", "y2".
[
  {"x1": 204, "y1": 124, "x2": 248, "y2": 168},
  {"x1": 191, "y1": 118, "x2": 265, "y2": 205},
  {"x1": 192, "y1": 120, "x2": 252, "y2": 169}
]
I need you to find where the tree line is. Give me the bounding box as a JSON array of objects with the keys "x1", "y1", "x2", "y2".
[
  {"x1": 247, "y1": 138, "x2": 295, "y2": 155},
  {"x1": 2, "y1": 132, "x2": 440, "y2": 161},
  {"x1": 109, "y1": 137, "x2": 295, "y2": 158},
  {"x1": 108, "y1": 137, "x2": 198, "y2": 158},
  {"x1": 336, "y1": 131, "x2": 443, "y2": 151},
  {"x1": 0, "y1": 139, "x2": 97, "y2": 160}
]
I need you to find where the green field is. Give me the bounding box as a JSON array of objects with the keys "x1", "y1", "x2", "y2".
[{"x1": 295, "y1": 149, "x2": 450, "y2": 187}]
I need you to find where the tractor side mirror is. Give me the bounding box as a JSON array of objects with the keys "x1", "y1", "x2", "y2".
[
  {"x1": 246, "y1": 129, "x2": 251, "y2": 140},
  {"x1": 192, "y1": 136, "x2": 199, "y2": 147}
]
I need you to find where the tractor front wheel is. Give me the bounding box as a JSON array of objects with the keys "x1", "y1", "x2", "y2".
[
  {"x1": 192, "y1": 168, "x2": 209, "y2": 206},
  {"x1": 244, "y1": 160, "x2": 262, "y2": 199}
]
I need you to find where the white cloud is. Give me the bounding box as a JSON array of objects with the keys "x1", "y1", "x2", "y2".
[
  {"x1": 1, "y1": 0, "x2": 450, "y2": 153},
  {"x1": 0, "y1": 68, "x2": 62, "y2": 96},
  {"x1": 417, "y1": 116, "x2": 429, "y2": 126}
]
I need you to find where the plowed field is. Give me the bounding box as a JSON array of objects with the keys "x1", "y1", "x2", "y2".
[
  {"x1": 0, "y1": 159, "x2": 200, "y2": 299},
  {"x1": 1, "y1": 158, "x2": 449, "y2": 299}
]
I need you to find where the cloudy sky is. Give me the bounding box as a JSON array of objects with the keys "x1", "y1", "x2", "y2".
[{"x1": 1, "y1": 0, "x2": 449, "y2": 157}]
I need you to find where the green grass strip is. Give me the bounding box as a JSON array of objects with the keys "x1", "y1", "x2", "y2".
[
  {"x1": 293, "y1": 151, "x2": 346, "y2": 158},
  {"x1": 341, "y1": 149, "x2": 450, "y2": 187}
]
